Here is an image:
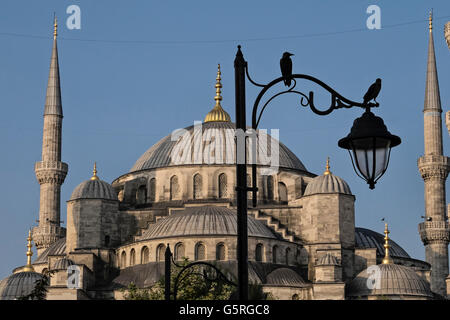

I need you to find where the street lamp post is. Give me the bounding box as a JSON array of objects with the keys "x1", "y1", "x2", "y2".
[{"x1": 233, "y1": 45, "x2": 401, "y2": 300}]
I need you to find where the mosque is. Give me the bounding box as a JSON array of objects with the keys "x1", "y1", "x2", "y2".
[{"x1": 0, "y1": 14, "x2": 449, "y2": 300}]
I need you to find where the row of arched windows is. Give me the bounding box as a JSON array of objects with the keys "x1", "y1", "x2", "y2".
[
  {"x1": 171, "y1": 173, "x2": 229, "y2": 200},
  {"x1": 119, "y1": 242, "x2": 227, "y2": 268}
]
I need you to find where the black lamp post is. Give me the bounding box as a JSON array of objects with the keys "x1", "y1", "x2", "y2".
[{"x1": 233, "y1": 45, "x2": 400, "y2": 300}]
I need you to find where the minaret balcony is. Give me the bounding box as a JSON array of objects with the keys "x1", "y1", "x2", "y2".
[
  {"x1": 417, "y1": 155, "x2": 450, "y2": 181},
  {"x1": 35, "y1": 161, "x2": 68, "y2": 185},
  {"x1": 418, "y1": 221, "x2": 450, "y2": 245}
]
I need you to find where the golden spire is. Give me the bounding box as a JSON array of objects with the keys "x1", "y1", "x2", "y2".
[
  {"x1": 382, "y1": 223, "x2": 394, "y2": 264},
  {"x1": 204, "y1": 64, "x2": 231, "y2": 123},
  {"x1": 323, "y1": 157, "x2": 331, "y2": 175},
  {"x1": 91, "y1": 162, "x2": 99, "y2": 180},
  {"x1": 53, "y1": 14, "x2": 58, "y2": 39},
  {"x1": 429, "y1": 9, "x2": 433, "y2": 32},
  {"x1": 23, "y1": 229, "x2": 35, "y2": 272}
]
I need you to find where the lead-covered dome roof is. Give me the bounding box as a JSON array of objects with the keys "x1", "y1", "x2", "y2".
[
  {"x1": 355, "y1": 228, "x2": 410, "y2": 258},
  {"x1": 0, "y1": 272, "x2": 44, "y2": 300},
  {"x1": 346, "y1": 264, "x2": 433, "y2": 299},
  {"x1": 70, "y1": 179, "x2": 117, "y2": 201},
  {"x1": 304, "y1": 172, "x2": 351, "y2": 196},
  {"x1": 130, "y1": 121, "x2": 307, "y2": 173},
  {"x1": 135, "y1": 206, "x2": 281, "y2": 241}
]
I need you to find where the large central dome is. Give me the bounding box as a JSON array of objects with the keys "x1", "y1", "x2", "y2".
[{"x1": 130, "y1": 121, "x2": 307, "y2": 173}]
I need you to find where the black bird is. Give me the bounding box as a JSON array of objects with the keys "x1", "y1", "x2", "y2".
[
  {"x1": 363, "y1": 78, "x2": 382, "y2": 105},
  {"x1": 280, "y1": 52, "x2": 294, "y2": 87}
]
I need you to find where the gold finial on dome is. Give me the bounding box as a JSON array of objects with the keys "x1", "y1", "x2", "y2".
[
  {"x1": 382, "y1": 222, "x2": 394, "y2": 264},
  {"x1": 204, "y1": 64, "x2": 231, "y2": 123},
  {"x1": 23, "y1": 229, "x2": 35, "y2": 272},
  {"x1": 324, "y1": 157, "x2": 331, "y2": 175},
  {"x1": 53, "y1": 14, "x2": 58, "y2": 39},
  {"x1": 429, "y1": 9, "x2": 433, "y2": 32},
  {"x1": 91, "y1": 162, "x2": 99, "y2": 180}
]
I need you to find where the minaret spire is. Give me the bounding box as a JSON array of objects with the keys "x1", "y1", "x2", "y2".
[
  {"x1": 33, "y1": 16, "x2": 68, "y2": 255},
  {"x1": 204, "y1": 64, "x2": 231, "y2": 123},
  {"x1": 323, "y1": 157, "x2": 331, "y2": 175},
  {"x1": 23, "y1": 229, "x2": 35, "y2": 272},
  {"x1": 382, "y1": 223, "x2": 393, "y2": 265},
  {"x1": 418, "y1": 10, "x2": 450, "y2": 296}
]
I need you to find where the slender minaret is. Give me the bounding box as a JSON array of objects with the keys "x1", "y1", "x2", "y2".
[
  {"x1": 418, "y1": 12, "x2": 450, "y2": 296},
  {"x1": 32, "y1": 17, "x2": 68, "y2": 255}
]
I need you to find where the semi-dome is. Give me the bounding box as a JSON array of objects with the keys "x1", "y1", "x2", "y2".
[
  {"x1": 34, "y1": 237, "x2": 66, "y2": 264},
  {"x1": 304, "y1": 159, "x2": 351, "y2": 196},
  {"x1": 317, "y1": 253, "x2": 340, "y2": 266},
  {"x1": 0, "y1": 272, "x2": 44, "y2": 300},
  {"x1": 346, "y1": 264, "x2": 433, "y2": 299},
  {"x1": 265, "y1": 268, "x2": 307, "y2": 287},
  {"x1": 52, "y1": 258, "x2": 74, "y2": 271},
  {"x1": 136, "y1": 206, "x2": 281, "y2": 241},
  {"x1": 70, "y1": 164, "x2": 117, "y2": 201},
  {"x1": 130, "y1": 121, "x2": 307, "y2": 173}
]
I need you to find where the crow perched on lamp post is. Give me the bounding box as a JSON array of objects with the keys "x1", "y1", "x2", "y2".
[
  {"x1": 363, "y1": 78, "x2": 382, "y2": 105},
  {"x1": 280, "y1": 52, "x2": 294, "y2": 87}
]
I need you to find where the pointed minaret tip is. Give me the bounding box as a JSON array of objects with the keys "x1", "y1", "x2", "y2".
[
  {"x1": 53, "y1": 14, "x2": 58, "y2": 39},
  {"x1": 429, "y1": 9, "x2": 433, "y2": 33}
]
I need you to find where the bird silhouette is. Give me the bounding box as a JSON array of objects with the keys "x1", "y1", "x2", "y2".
[
  {"x1": 280, "y1": 52, "x2": 294, "y2": 87},
  {"x1": 363, "y1": 78, "x2": 382, "y2": 105}
]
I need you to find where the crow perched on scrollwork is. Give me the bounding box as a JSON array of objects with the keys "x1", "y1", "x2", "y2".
[
  {"x1": 363, "y1": 78, "x2": 382, "y2": 105},
  {"x1": 280, "y1": 52, "x2": 294, "y2": 87}
]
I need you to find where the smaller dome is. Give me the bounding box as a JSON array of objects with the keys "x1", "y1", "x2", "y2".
[
  {"x1": 0, "y1": 272, "x2": 44, "y2": 300},
  {"x1": 52, "y1": 258, "x2": 74, "y2": 271},
  {"x1": 304, "y1": 173, "x2": 351, "y2": 196},
  {"x1": 266, "y1": 268, "x2": 306, "y2": 287},
  {"x1": 317, "y1": 253, "x2": 340, "y2": 266},
  {"x1": 70, "y1": 179, "x2": 117, "y2": 201},
  {"x1": 347, "y1": 264, "x2": 433, "y2": 299}
]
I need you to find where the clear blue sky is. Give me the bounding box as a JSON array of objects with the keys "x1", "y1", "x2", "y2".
[{"x1": 0, "y1": 0, "x2": 449, "y2": 279}]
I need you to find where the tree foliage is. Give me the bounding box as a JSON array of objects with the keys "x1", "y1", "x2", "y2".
[{"x1": 17, "y1": 270, "x2": 54, "y2": 300}]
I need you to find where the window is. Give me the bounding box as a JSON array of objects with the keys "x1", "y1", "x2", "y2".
[
  {"x1": 272, "y1": 245, "x2": 278, "y2": 263},
  {"x1": 130, "y1": 249, "x2": 136, "y2": 266},
  {"x1": 285, "y1": 248, "x2": 291, "y2": 265},
  {"x1": 193, "y1": 174, "x2": 202, "y2": 199},
  {"x1": 292, "y1": 294, "x2": 299, "y2": 300},
  {"x1": 141, "y1": 246, "x2": 149, "y2": 264},
  {"x1": 216, "y1": 243, "x2": 226, "y2": 260},
  {"x1": 170, "y1": 176, "x2": 179, "y2": 200},
  {"x1": 267, "y1": 176, "x2": 274, "y2": 200},
  {"x1": 218, "y1": 173, "x2": 227, "y2": 198},
  {"x1": 278, "y1": 182, "x2": 288, "y2": 203},
  {"x1": 175, "y1": 243, "x2": 185, "y2": 261},
  {"x1": 149, "y1": 178, "x2": 156, "y2": 202},
  {"x1": 121, "y1": 251, "x2": 126, "y2": 268},
  {"x1": 195, "y1": 243, "x2": 206, "y2": 261},
  {"x1": 104, "y1": 235, "x2": 110, "y2": 247},
  {"x1": 255, "y1": 244, "x2": 264, "y2": 262},
  {"x1": 137, "y1": 185, "x2": 147, "y2": 204},
  {"x1": 156, "y1": 244, "x2": 166, "y2": 262}
]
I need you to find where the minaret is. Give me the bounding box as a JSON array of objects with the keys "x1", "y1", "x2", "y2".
[
  {"x1": 32, "y1": 17, "x2": 68, "y2": 255},
  {"x1": 418, "y1": 11, "x2": 450, "y2": 296}
]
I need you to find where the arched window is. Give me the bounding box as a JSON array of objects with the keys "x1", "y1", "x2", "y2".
[
  {"x1": 170, "y1": 176, "x2": 179, "y2": 200},
  {"x1": 149, "y1": 178, "x2": 156, "y2": 202},
  {"x1": 218, "y1": 173, "x2": 227, "y2": 198},
  {"x1": 278, "y1": 182, "x2": 288, "y2": 203},
  {"x1": 292, "y1": 294, "x2": 299, "y2": 300},
  {"x1": 156, "y1": 244, "x2": 166, "y2": 262},
  {"x1": 195, "y1": 243, "x2": 206, "y2": 261},
  {"x1": 121, "y1": 251, "x2": 126, "y2": 268},
  {"x1": 130, "y1": 249, "x2": 136, "y2": 266},
  {"x1": 216, "y1": 243, "x2": 226, "y2": 260},
  {"x1": 193, "y1": 174, "x2": 202, "y2": 199},
  {"x1": 104, "y1": 235, "x2": 110, "y2": 247},
  {"x1": 272, "y1": 245, "x2": 278, "y2": 263},
  {"x1": 141, "y1": 246, "x2": 149, "y2": 264},
  {"x1": 255, "y1": 243, "x2": 264, "y2": 262},
  {"x1": 175, "y1": 242, "x2": 185, "y2": 261},
  {"x1": 137, "y1": 185, "x2": 147, "y2": 204},
  {"x1": 267, "y1": 176, "x2": 274, "y2": 200},
  {"x1": 285, "y1": 248, "x2": 291, "y2": 265}
]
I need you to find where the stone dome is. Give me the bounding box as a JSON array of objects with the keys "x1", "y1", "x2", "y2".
[
  {"x1": 265, "y1": 268, "x2": 307, "y2": 287},
  {"x1": 52, "y1": 258, "x2": 74, "y2": 271},
  {"x1": 355, "y1": 227, "x2": 410, "y2": 259},
  {"x1": 70, "y1": 179, "x2": 117, "y2": 201},
  {"x1": 317, "y1": 253, "x2": 340, "y2": 266},
  {"x1": 136, "y1": 206, "x2": 281, "y2": 241},
  {"x1": 129, "y1": 121, "x2": 307, "y2": 173},
  {"x1": 304, "y1": 172, "x2": 351, "y2": 196},
  {"x1": 34, "y1": 237, "x2": 66, "y2": 264},
  {"x1": 346, "y1": 264, "x2": 433, "y2": 299},
  {"x1": 0, "y1": 272, "x2": 44, "y2": 300}
]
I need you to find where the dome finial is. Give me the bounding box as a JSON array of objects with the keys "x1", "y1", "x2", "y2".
[
  {"x1": 91, "y1": 162, "x2": 99, "y2": 180},
  {"x1": 382, "y1": 222, "x2": 394, "y2": 264},
  {"x1": 324, "y1": 157, "x2": 331, "y2": 175},
  {"x1": 53, "y1": 13, "x2": 58, "y2": 39},
  {"x1": 204, "y1": 64, "x2": 231, "y2": 123},
  {"x1": 23, "y1": 229, "x2": 35, "y2": 272},
  {"x1": 429, "y1": 9, "x2": 433, "y2": 32}
]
